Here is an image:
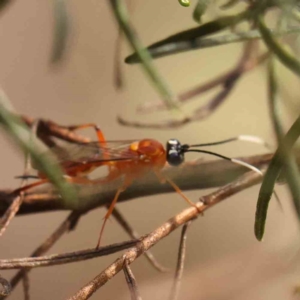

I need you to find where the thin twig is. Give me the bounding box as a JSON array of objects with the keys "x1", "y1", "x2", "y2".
[
  {"x1": 168, "y1": 221, "x2": 192, "y2": 300},
  {"x1": 111, "y1": 207, "x2": 169, "y2": 272},
  {"x1": 109, "y1": 0, "x2": 179, "y2": 111},
  {"x1": 0, "y1": 239, "x2": 139, "y2": 270},
  {"x1": 179, "y1": 42, "x2": 264, "y2": 104},
  {"x1": 123, "y1": 260, "x2": 142, "y2": 300},
  {"x1": 0, "y1": 195, "x2": 23, "y2": 237},
  {"x1": 67, "y1": 170, "x2": 263, "y2": 300},
  {"x1": 158, "y1": 41, "x2": 261, "y2": 112},
  {"x1": 118, "y1": 42, "x2": 268, "y2": 129},
  {"x1": 22, "y1": 272, "x2": 30, "y2": 300},
  {"x1": 132, "y1": 43, "x2": 261, "y2": 113},
  {"x1": 0, "y1": 276, "x2": 10, "y2": 297},
  {"x1": 6, "y1": 212, "x2": 82, "y2": 297},
  {"x1": 0, "y1": 121, "x2": 39, "y2": 237}
]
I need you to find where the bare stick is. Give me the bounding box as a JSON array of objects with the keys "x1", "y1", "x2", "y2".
[
  {"x1": 111, "y1": 207, "x2": 169, "y2": 272},
  {"x1": 123, "y1": 260, "x2": 142, "y2": 300},
  {"x1": 0, "y1": 276, "x2": 10, "y2": 297},
  {"x1": 6, "y1": 211, "x2": 82, "y2": 297},
  {"x1": 67, "y1": 170, "x2": 263, "y2": 300},
  {"x1": 0, "y1": 239, "x2": 139, "y2": 270},
  {"x1": 0, "y1": 121, "x2": 39, "y2": 237},
  {"x1": 168, "y1": 221, "x2": 192, "y2": 300},
  {"x1": 138, "y1": 45, "x2": 266, "y2": 114},
  {"x1": 0, "y1": 195, "x2": 23, "y2": 237},
  {"x1": 22, "y1": 272, "x2": 30, "y2": 300}
]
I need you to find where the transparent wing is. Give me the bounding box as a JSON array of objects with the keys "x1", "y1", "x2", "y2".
[{"x1": 34, "y1": 140, "x2": 140, "y2": 170}]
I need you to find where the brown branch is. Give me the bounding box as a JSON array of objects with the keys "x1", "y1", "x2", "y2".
[
  {"x1": 111, "y1": 207, "x2": 169, "y2": 272},
  {"x1": 0, "y1": 195, "x2": 23, "y2": 236},
  {"x1": 0, "y1": 239, "x2": 139, "y2": 270},
  {"x1": 0, "y1": 153, "x2": 273, "y2": 215},
  {"x1": 67, "y1": 170, "x2": 263, "y2": 300},
  {"x1": 0, "y1": 276, "x2": 10, "y2": 297},
  {"x1": 137, "y1": 41, "x2": 263, "y2": 113},
  {"x1": 22, "y1": 273, "x2": 30, "y2": 300},
  {"x1": 123, "y1": 260, "x2": 142, "y2": 300},
  {"x1": 6, "y1": 212, "x2": 82, "y2": 298},
  {"x1": 0, "y1": 121, "x2": 38, "y2": 237}
]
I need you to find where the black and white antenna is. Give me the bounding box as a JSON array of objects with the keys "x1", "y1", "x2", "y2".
[{"x1": 166, "y1": 135, "x2": 270, "y2": 175}]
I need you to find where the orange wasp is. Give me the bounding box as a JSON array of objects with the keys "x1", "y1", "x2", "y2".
[{"x1": 13, "y1": 123, "x2": 263, "y2": 248}]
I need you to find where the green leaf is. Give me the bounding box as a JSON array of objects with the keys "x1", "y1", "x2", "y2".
[
  {"x1": 125, "y1": 26, "x2": 300, "y2": 62},
  {"x1": 51, "y1": 0, "x2": 70, "y2": 63},
  {"x1": 125, "y1": 10, "x2": 251, "y2": 64},
  {"x1": 193, "y1": 0, "x2": 209, "y2": 23},
  {"x1": 268, "y1": 57, "x2": 300, "y2": 232},
  {"x1": 0, "y1": 94, "x2": 77, "y2": 207},
  {"x1": 255, "y1": 113, "x2": 300, "y2": 241},
  {"x1": 258, "y1": 16, "x2": 300, "y2": 77},
  {"x1": 110, "y1": 0, "x2": 179, "y2": 111}
]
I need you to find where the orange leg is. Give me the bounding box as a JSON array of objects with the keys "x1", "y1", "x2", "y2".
[
  {"x1": 63, "y1": 123, "x2": 106, "y2": 144},
  {"x1": 63, "y1": 123, "x2": 115, "y2": 172},
  {"x1": 96, "y1": 177, "x2": 132, "y2": 249},
  {"x1": 13, "y1": 178, "x2": 50, "y2": 195},
  {"x1": 13, "y1": 176, "x2": 93, "y2": 196},
  {"x1": 154, "y1": 171, "x2": 197, "y2": 208},
  {"x1": 13, "y1": 169, "x2": 120, "y2": 196}
]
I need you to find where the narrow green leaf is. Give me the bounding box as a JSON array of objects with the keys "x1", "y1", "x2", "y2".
[
  {"x1": 110, "y1": 0, "x2": 179, "y2": 111},
  {"x1": 51, "y1": 0, "x2": 70, "y2": 63},
  {"x1": 255, "y1": 113, "x2": 300, "y2": 241},
  {"x1": 142, "y1": 11, "x2": 249, "y2": 48},
  {"x1": 125, "y1": 10, "x2": 252, "y2": 64},
  {"x1": 258, "y1": 16, "x2": 300, "y2": 77},
  {"x1": 125, "y1": 26, "x2": 300, "y2": 62},
  {"x1": 0, "y1": 96, "x2": 77, "y2": 207},
  {"x1": 193, "y1": 0, "x2": 209, "y2": 23},
  {"x1": 268, "y1": 57, "x2": 300, "y2": 229}
]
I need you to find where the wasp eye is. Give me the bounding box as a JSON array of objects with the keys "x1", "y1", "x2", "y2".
[{"x1": 166, "y1": 139, "x2": 184, "y2": 166}]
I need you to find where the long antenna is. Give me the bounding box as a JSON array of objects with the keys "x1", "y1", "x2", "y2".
[
  {"x1": 184, "y1": 149, "x2": 263, "y2": 175},
  {"x1": 189, "y1": 135, "x2": 272, "y2": 150},
  {"x1": 184, "y1": 147, "x2": 282, "y2": 210}
]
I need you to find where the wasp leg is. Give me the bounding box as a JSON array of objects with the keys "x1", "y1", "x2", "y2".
[
  {"x1": 63, "y1": 123, "x2": 106, "y2": 144},
  {"x1": 96, "y1": 177, "x2": 132, "y2": 249},
  {"x1": 154, "y1": 170, "x2": 200, "y2": 210}
]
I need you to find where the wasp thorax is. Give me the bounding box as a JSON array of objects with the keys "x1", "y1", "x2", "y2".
[
  {"x1": 166, "y1": 139, "x2": 184, "y2": 166},
  {"x1": 136, "y1": 139, "x2": 165, "y2": 157}
]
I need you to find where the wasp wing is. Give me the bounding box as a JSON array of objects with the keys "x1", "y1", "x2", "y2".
[{"x1": 32, "y1": 141, "x2": 140, "y2": 171}]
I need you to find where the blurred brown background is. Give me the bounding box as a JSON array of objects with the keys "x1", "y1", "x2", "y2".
[{"x1": 0, "y1": 0, "x2": 300, "y2": 299}]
